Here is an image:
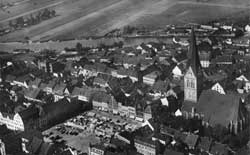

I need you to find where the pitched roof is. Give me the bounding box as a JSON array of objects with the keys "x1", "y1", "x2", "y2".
[
  {"x1": 184, "y1": 133, "x2": 199, "y2": 148},
  {"x1": 5, "y1": 74, "x2": 16, "y2": 82},
  {"x1": 18, "y1": 106, "x2": 39, "y2": 122},
  {"x1": 23, "y1": 88, "x2": 41, "y2": 99},
  {"x1": 210, "y1": 142, "x2": 229, "y2": 155},
  {"x1": 71, "y1": 86, "x2": 92, "y2": 98},
  {"x1": 197, "y1": 137, "x2": 212, "y2": 152},
  {"x1": 164, "y1": 148, "x2": 184, "y2": 155},
  {"x1": 29, "y1": 137, "x2": 43, "y2": 154},
  {"x1": 29, "y1": 78, "x2": 42, "y2": 87},
  {"x1": 53, "y1": 83, "x2": 67, "y2": 95},
  {"x1": 196, "y1": 90, "x2": 242, "y2": 127}
]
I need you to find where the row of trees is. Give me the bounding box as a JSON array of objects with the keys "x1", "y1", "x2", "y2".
[{"x1": 7, "y1": 8, "x2": 56, "y2": 30}]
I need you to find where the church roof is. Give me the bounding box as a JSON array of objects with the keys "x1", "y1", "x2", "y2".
[{"x1": 187, "y1": 28, "x2": 201, "y2": 77}]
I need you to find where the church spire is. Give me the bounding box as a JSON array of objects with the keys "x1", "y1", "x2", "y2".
[{"x1": 187, "y1": 28, "x2": 201, "y2": 76}]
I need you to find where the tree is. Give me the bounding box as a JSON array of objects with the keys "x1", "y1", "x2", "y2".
[
  {"x1": 76, "y1": 42, "x2": 83, "y2": 52},
  {"x1": 16, "y1": 17, "x2": 24, "y2": 27}
]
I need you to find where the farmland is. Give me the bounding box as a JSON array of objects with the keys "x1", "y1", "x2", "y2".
[{"x1": 0, "y1": 0, "x2": 250, "y2": 42}]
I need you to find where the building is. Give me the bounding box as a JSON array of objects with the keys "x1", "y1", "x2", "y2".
[
  {"x1": 0, "y1": 112, "x2": 25, "y2": 131},
  {"x1": 211, "y1": 82, "x2": 226, "y2": 95},
  {"x1": 182, "y1": 28, "x2": 203, "y2": 116},
  {"x1": 183, "y1": 28, "x2": 203, "y2": 103},
  {"x1": 192, "y1": 90, "x2": 247, "y2": 134},
  {"x1": 88, "y1": 143, "x2": 105, "y2": 155},
  {"x1": 53, "y1": 83, "x2": 67, "y2": 102},
  {"x1": 71, "y1": 86, "x2": 92, "y2": 102},
  {"x1": 134, "y1": 136, "x2": 156, "y2": 155},
  {"x1": 0, "y1": 139, "x2": 6, "y2": 155}
]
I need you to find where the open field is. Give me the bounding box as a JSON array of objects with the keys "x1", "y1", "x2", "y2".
[{"x1": 0, "y1": 0, "x2": 250, "y2": 42}]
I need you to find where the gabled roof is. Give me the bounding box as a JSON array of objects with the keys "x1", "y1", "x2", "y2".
[
  {"x1": 197, "y1": 137, "x2": 212, "y2": 152},
  {"x1": 23, "y1": 88, "x2": 41, "y2": 99},
  {"x1": 29, "y1": 137, "x2": 43, "y2": 154},
  {"x1": 29, "y1": 78, "x2": 42, "y2": 87},
  {"x1": 5, "y1": 74, "x2": 16, "y2": 82},
  {"x1": 184, "y1": 133, "x2": 199, "y2": 148},
  {"x1": 164, "y1": 148, "x2": 184, "y2": 155},
  {"x1": 210, "y1": 142, "x2": 229, "y2": 155},
  {"x1": 53, "y1": 83, "x2": 67, "y2": 95},
  {"x1": 15, "y1": 75, "x2": 32, "y2": 83},
  {"x1": 196, "y1": 90, "x2": 242, "y2": 127}
]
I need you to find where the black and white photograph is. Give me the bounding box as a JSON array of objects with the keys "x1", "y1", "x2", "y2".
[{"x1": 0, "y1": 0, "x2": 250, "y2": 154}]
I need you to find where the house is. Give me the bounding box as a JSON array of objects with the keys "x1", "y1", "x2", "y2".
[
  {"x1": 0, "y1": 139, "x2": 6, "y2": 155},
  {"x1": 93, "y1": 77, "x2": 108, "y2": 88},
  {"x1": 172, "y1": 63, "x2": 186, "y2": 79},
  {"x1": 143, "y1": 71, "x2": 159, "y2": 86},
  {"x1": 163, "y1": 148, "x2": 184, "y2": 155},
  {"x1": 5, "y1": 75, "x2": 16, "y2": 85},
  {"x1": 89, "y1": 143, "x2": 105, "y2": 155},
  {"x1": 210, "y1": 142, "x2": 230, "y2": 155},
  {"x1": 143, "y1": 104, "x2": 152, "y2": 121},
  {"x1": 236, "y1": 74, "x2": 250, "y2": 92},
  {"x1": 199, "y1": 51, "x2": 211, "y2": 68},
  {"x1": 40, "y1": 79, "x2": 57, "y2": 94},
  {"x1": 211, "y1": 55, "x2": 233, "y2": 65},
  {"x1": 183, "y1": 133, "x2": 199, "y2": 150},
  {"x1": 134, "y1": 136, "x2": 156, "y2": 155},
  {"x1": 28, "y1": 78, "x2": 41, "y2": 89},
  {"x1": 71, "y1": 86, "x2": 92, "y2": 102},
  {"x1": 150, "y1": 80, "x2": 169, "y2": 95},
  {"x1": 23, "y1": 88, "x2": 41, "y2": 102},
  {"x1": 53, "y1": 83, "x2": 67, "y2": 102},
  {"x1": 0, "y1": 72, "x2": 2, "y2": 83},
  {"x1": 13, "y1": 75, "x2": 31, "y2": 88},
  {"x1": 116, "y1": 68, "x2": 138, "y2": 82},
  {"x1": 211, "y1": 82, "x2": 226, "y2": 95},
  {"x1": 0, "y1": 112, "x2": 24, "y2": 131},
  {"x1": 92, "y1": 91, "x2": 114, "y2": 112},
  {"x1": 117, "y1": 103, "x2": 136, "y2": 118},
  {"x1": 197, "y1": 137, "x2": 212, "y2": 154}
]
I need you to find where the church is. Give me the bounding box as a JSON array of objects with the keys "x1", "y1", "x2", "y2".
[{"x1": 181, "y1": 29, "x2": 248, "y2": 134}]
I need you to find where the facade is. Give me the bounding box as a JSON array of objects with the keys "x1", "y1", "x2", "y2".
[
  {"x1": 211, "y1": 83, "x2": 226, "y2": 95},
  {"x1": 89, "y1": 144, "x2": 105, "y2": 155},
  {"x1": 0, "y1": 139, "x2": 6, "y2": 155},
  {"x1": 134, "y1": 137, "x2": 156, "y2": 155},
  {"x1": 0, "y1": 112, "x2": 24, "y2": 131}
]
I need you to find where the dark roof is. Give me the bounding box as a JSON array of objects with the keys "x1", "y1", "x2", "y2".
[
  {"x1": 18, "y1": 106, "x2": 39, "y2": 122},
  {"x1": 184, "y1": 133, "x2": 199, "y2": 148},
  {"x1": 23, "y1": 88, "x2": 41, "y2": 99},
  {"x1": 53, "y1": 83, "x2": 67, "y2": 95},
  {"x1": 197, "y1": 90, "x2": 242, "y2": 127},
  {"x1": 163, "y1": 148, "x2": 184, "y2": 155},
  {"x1": 197, "y1": 137, "x2": 212, "y2": 152},
  {"x1": 210, "y1": 142, "x2": 229, "y2": 155},
  {"x1": 29, "y1": 137, "x2": 43, "y2": 154},
  {"x1": 38, "y1": 142, "x2": 53, "y2": 155},
  {"x1": 187, "y1": 28, "x2": 202, "y2": 76}
]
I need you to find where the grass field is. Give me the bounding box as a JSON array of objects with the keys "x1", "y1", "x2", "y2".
[{"x1": 0, "y1": 0, "x2": 250, "y2": 42}]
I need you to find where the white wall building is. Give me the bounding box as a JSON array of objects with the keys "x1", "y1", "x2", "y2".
[{"x1": 0, "y1": 112, "x2": 24, "y2": 131}]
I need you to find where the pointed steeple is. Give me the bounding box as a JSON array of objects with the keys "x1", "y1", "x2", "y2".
[{"x1": 187, "y1": 28, "x2": 201, "y2": 76}]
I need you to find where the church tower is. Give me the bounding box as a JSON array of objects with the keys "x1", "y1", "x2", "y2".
[{"x1": 184, "y1": 28, "x2": 203, "y2": 103}]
